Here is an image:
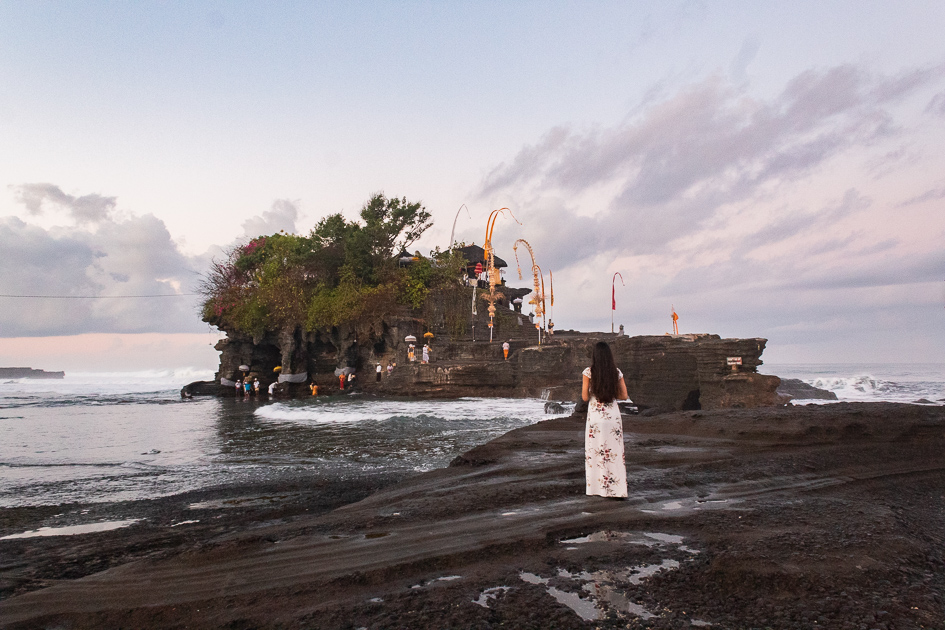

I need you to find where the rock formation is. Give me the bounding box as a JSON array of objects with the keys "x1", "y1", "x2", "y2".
[
  {"x1": 209, "y1": 307, "x2": 782, "y2": 410},
  {"x1": 0, "y1": 367, "x2": 65, "y2": 379},
  {"x1": 776, "y1": 378, "x2": 838, "y2": 401}
]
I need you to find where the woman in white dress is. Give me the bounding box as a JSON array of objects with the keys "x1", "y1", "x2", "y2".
[{"x1": 582, "y1": 341, "x2": 630, "y2": 498}]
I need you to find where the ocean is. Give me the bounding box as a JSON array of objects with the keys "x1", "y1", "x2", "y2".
[
  {"x1": 762, "y1": 363, "x2": 945, "y2": 404},
  {"x1": 1, "y1": 364, "x2": 943, "y2": 510}
]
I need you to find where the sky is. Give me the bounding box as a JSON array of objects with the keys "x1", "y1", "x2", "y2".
[{"x1": 1, "y1": 1, "x2": 944, "y2": 371}]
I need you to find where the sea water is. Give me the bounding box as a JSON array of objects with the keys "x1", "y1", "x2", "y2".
[
  {"x1": 1, "y1": 365, "x2": 942, "y2": 509},
  {"x1": 763, "y1": 363, "x2": 945, "y2": 405},
  {"x1": 0, "y1": 371, "x2": 547, "y2": 508}
]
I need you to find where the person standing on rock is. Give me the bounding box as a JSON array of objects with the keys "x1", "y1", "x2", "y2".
[
  {"x1": 502, "y1": 340, "x2": 510, "y2": 360},
  {"x1": 422, "y1": 344, "x2": 430, "y2": 364},
  {"x1": 376, "y1": 363, "x2": 382, "y2": 382},
  {"x1": 582, "y1": 341, "x2": 629, "y2": 499}
]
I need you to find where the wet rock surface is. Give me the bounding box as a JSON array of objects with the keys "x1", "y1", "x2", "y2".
[{"x1": 2, "y1": 402, "x2": 944, "y2": 629}]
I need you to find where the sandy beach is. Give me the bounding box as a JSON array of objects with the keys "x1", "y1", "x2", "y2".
[{"x1": 2, "y1": 401, "x2": 944, "y2": 629}]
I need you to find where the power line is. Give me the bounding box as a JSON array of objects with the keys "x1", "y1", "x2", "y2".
[{"x1": 0, "y1": 293, "x2": 199, "y2": 299}]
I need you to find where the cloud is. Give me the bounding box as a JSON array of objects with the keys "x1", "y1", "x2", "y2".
[
  {"x1": 471, "y1": 63, "x2": 945, "y2": 359},
  {"x1": 0, "y1": 191, "x2": 203, "y2": 337},
  {"x1": 927, "y1": 90, "x2": 945, "y2": 117},
  {"x1": 0, "y1": 190, "x2": 314, "y2": 337},
  {"x1": 897, "y1": 185, "x2": 945, "y2": 207},
  {"x1": 241, "y1": 198, "x2": 300, "y2": 237},
  {"x1": 12, "y1": 183, "x2": 116, "y2": 223},
  {"x1": 477, "y1": 63, "x2": 944, "y2": 255},
  {"x1": 730, "y1": 37, "x2": 760, "y2": 82}
]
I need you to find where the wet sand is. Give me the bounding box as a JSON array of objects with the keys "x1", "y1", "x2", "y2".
[{"x1": 1, "y1": 402, "x2": 944, "y2": 629}]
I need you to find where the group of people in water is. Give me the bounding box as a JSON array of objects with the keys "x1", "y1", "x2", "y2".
[
  {"x1": 235, "y1": 361, "x2": 399, "y2": 400},
  {"x1": 233, "y1": 377, "x2": 266, "y2": 398}
]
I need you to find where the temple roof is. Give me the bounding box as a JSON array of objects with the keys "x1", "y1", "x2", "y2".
[{"x1": 454, "y1": 245, "x2": 507, "y2": 268}]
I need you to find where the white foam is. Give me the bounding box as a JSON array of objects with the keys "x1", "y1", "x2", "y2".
[
  {"x1": 0, "y1": 368, "x2": 215, "y2": 399},
  {"x1": 255, "y1": 397, "x2": 546, "y2": 425},
  {"x1": 765, "y1": 363, "x2": 945, "y2": 404},
  {"x1": 644, "y1": 532, "x2": 685, "y2": 544}
]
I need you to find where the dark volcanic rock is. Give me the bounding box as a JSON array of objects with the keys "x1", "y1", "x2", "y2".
[
  {"x1": 391, "y1": 332, "x2": 781, "y2": 410},
  {"x1": 777, "y1": 378, "x2": 838, "y2": 401},
  {"x1": 179, "y1": 380, "x2": 222, "y2": 397},
  {"x1": 543, "y1": 401, "x2": 567, "y2": 414},
  {"x1": 4, "y1": 403, "x2": 944, "y2": 629},
  {"x1": 211, "y1": 328, "x2": 782, "y2": 410}
]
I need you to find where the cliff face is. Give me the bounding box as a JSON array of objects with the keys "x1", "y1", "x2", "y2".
[{"x1": 214, "y1": 317, "x2": 780, "y2": 410}]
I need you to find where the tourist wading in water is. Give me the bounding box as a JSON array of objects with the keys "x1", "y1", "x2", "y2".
[{"x1": 582, "y1": 341, "x2": 629, "y2": 498}]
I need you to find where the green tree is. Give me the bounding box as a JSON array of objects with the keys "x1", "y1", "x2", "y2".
[{"x1": 200, "y1": 192, "x2": 442, "y2": 338}]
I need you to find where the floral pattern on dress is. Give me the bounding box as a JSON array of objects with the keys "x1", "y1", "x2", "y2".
[
  {"x1": 583, "y1": 366, "x2": 628, "y2": 498},
  {"x1": 598, "y1": 472, "x2": 618, "y2": 491},
  {"x1": 595, "y1": 446, "x2": 615, "y2": 464}
]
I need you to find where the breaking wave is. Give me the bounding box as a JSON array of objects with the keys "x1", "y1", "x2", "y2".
[{"x1": 767, "y1": 364, "x2": 945, "y2": 404}]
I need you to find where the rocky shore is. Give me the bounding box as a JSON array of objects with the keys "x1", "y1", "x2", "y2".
[{"x1": 2, "y1": 401, "x2": 943, "y2": 629}]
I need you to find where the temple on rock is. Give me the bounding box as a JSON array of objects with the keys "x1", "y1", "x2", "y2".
[{"x1": 196, "y1": 194, "x2": 781, "y2": 409}]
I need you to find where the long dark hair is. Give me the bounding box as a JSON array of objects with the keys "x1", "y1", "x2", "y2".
[{"x1": 590, "y1": 341, "x2": 619, "y2": 404}]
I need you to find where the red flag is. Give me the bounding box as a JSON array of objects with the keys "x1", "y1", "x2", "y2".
[{"x1": 612, "y1": 284, "x2": 616, "y2": 310}]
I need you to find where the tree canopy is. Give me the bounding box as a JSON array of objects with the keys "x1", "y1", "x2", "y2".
[{"x1": 199, "y1": 193, "x2": 462, "y2": 338}]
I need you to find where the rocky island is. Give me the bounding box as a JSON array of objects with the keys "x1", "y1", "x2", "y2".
[
  {"x1": 193, "y1": 193, "x2": 783, "y2": 410},
  {"x1": 0, "y1": 367, "x2": 64, "y2": 379}
]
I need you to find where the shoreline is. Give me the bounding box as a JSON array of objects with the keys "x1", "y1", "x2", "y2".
[{"x1": 1, "y1": 402, "x2": 944, "y2": 628}]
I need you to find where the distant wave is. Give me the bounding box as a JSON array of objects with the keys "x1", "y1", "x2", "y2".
[
  {"x1": 0, "y1": 368, "x2": 216, "y2": 404},
  {"x1": 766, "y1": 363, "x2": 945, "y2": 405},
  {"x1": 808, "y1": 374, "x2": 943, "y2": 404}
]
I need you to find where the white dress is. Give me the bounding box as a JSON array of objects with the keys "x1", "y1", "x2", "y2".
[{"x1": 583, "y1": 367, "x2": 628, "y2": 498}]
